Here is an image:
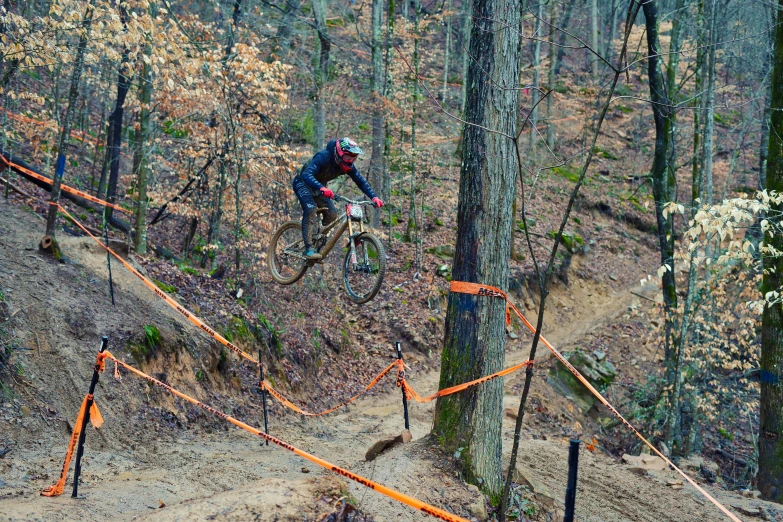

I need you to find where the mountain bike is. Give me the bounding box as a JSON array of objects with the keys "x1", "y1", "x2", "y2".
[{"x1": 268, "y1": 195, "x2": 386, "y2": 304}]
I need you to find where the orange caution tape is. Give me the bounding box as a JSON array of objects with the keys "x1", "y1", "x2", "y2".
[
  {"x1": 449, "y1": 281, "x2": 512, "y2": 325},
  {"x1": 261, "y1": 359, "x2": 399, "y2": 416},
  {"x1": 56, "y1": 205, "x2": 261, "y2": 370},
  {"x1": 400, "y1": 360, "x2": 533, "y2": 403},
  {"x1": 450, "y1": 281, "x2": 743, "y2": 522},
  {"x1": 94, "y1": 351, "x2": 467, "y2": 522},
  {"x1": 0, "y1": 155, "x2": 129, "y2": 213},
  {"x1": 41, "y1": 393, "x2": 97, "y2": 496},
  {"x1": 42, "y1": 351, "x2": 109, "y2": 496}
]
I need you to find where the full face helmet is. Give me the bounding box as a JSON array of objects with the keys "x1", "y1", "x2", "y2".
[{"x1": 334, "y1": 137, "x2": 364, "y2": 172}]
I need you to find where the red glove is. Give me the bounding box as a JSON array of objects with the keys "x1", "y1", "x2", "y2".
[
  {"x1": 320, "y1": 187, "x2": 335, "y2": 199},
  {"x1": 372, "y1": 197, "x2": 384, "y2": 208}
]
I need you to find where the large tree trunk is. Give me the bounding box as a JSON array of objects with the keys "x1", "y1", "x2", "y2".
[
  {"x1": 312, "y1": 0, "x2": 330, "y2": 150},
  {"x1": 433, "y1": 0, "x2": 520, "y2": 499},
  {"x1": 369, "y1": 0, "x2": 384, "y2": 228},
  {"x1": 44, "y1": 0, "x2": 95, "y2": 243},
  {"x1": 759, "y1": 0, "x2": 783, "y2": 503}
]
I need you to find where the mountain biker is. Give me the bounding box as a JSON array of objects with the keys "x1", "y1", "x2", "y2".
[{"x1": 293, "y1": 137, "x2": 384, "y2": 260}]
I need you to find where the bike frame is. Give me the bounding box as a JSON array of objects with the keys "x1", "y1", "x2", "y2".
[{"x1": 307, "y1": 201, "x2": 370, "y2": 266}]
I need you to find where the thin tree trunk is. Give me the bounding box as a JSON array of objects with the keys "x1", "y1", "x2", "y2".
[
  {"x1": 461, "y1": 0, "x2": 472, "y2": 115},
  {"x1": 759, "y1": 0, "x2": 783, "y2": 503},
  {"x1": 605, "y1": 0, "x2": 618, "y2": 61},
  {"x1": 500, "y1": 6, "x2": 642, "y2": 516},
  {"x1": 44, "y1": 0, "x2": 95, "y2": 244},
  {"x1": 200, "y1": 0, "x2": 242, "y2": 269},
  {"x1": 233, "y1": 155, "x2": 242, "y2": 287},
  {"x1": 702, "y1": 0, "x2": 717, "y2": 206},
  {"x1": 312, "y1": 0, "x2": 329, "y2": 150},
  {"x1": 133, "y1": 52, "x2": 152, "y2": 254},
  {"x1": 382, "y1": 0, "x2": 395, "y2": 209},
  {"x1": 101, "y1": 4, "x2": 132, "y2": 219},
  {"x1": 759, "y1": 3, "x2": 776, "y2": 189},
  {"x1": 405, "y1": 0, "x2": 421, "y2": 242},
  {"x1": 590, "y1": 0, "x2": 599, "y2": 78},
  {"x1": 546, "y1": 2, "x2": 556, "y2": 150},
  {"x1": 442, "y1": 0, "x2": 452, "y2": 104},
  {"x1": 0, "y1": 0, "x2": 19, "y2": 89},
  {"x1": 275, "y1": 0, "x2": 302, "y2": 56},
  {"x1": 433, "y1": 0, "x2": 521, "y2": 499},
  {"x1": 370, "y1": 0, "x2": 384, "y2": 228},
  {"x1": 692, "y1": 1, "x2": 704, "y2": 206},
  {"x1": 554, "y1": 0, "x2": 575, "y2": 76},
  {"x1": 182, "y1": 216, "x2": 198, "y2": 255},
  {"x1": 643, "y1": 0, "x2": 680, "y2": 449},
  {"x1": 528, "y1": 0, "x2": 543, "y2": 158}
]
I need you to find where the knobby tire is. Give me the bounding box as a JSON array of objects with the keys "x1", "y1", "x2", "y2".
[
  {"x1": 268, "y1": 221, "x2": 308, "y2": 285},
  {"x1": 343, "y1": 232, "x2": 386, "y2": 304}
]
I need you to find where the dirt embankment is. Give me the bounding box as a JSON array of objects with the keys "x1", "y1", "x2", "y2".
[{"x1": 1, "y1": 198, "x2": 782, "y2": 521}]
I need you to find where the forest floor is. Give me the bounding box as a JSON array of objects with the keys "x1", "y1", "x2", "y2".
[{"x1": 1, "y1": 194, "x2": 782, "y2": 521}]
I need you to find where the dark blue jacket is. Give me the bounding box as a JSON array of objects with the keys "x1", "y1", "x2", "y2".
[{"x1": 298, "y1": 140, "x2": 377, "y2": 199}]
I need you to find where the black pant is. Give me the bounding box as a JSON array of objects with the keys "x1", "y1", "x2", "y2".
[{"x1": 292, "y1": 176, "x2": 339, "y2": 248}]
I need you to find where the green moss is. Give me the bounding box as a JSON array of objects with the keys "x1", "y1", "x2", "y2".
[
  {"x1": 292, "y1": 109, "x2": 315, "y2": 144},
  {"x1": 221, "y1": 316, "x2": 254, "y2": 345},
  {"x1": 553, "y1": 81, "x2": 569, "y2": 94},
  {"x1": 593, "y1": 146, "x2": 618, "y2": 160},
  {"x1": 546, "y1": 230, "x2": 584, "y2": 253},
  {"x1": 553, "y1": 165, "x2": 580, "y2": 183},
  {"x1": 617, "y1": 104, "x2": 634, "y2": 114},
  {"x1": 178, "y1": 263, "x2": 199, "y2": 276},
  {"x1": 258, "y1": 313, "x2": 284, "y2": 357},
  {"x1": 516, "y1": 217, "x2": 536, "y2": 231},
  {"x1": 129, "y1": 324, "x2": 162, "y2": 364},
  {"x1": 153, "y1": 279, "x2": 177, "y2": 293},
  {"x1": 144, "y1": 325, "x2": 162, "y2": 350}
]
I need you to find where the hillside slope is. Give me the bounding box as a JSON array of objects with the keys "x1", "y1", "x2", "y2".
[{"x1": 1, "y1": 196, "x2": 781, "y2": 521}]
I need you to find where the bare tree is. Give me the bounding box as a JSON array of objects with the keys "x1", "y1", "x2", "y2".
[{"x1": 433, "y1": 0, "x2": 521, "y2": 498}]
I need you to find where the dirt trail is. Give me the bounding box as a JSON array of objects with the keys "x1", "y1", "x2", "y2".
[{"x1": 0, "y1": 198, "x2": 779, "y2": 522}]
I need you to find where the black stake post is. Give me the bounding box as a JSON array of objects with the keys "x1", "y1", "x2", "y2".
[
  {"x1": 396, "y1": 341, "x2": 410, "y2": 431},
  {"x1": 72, "y1": 336, "x2": 108, "y2": 498},
  {"x1": 563, "y1": 439, "x2": 581, "y2": 522},
  {"x1": 259, "y1": 348, "x2": 269, "y2": 445},
  {"x1": 102, "y1": 209, "x2": 115, "y2": 306}
]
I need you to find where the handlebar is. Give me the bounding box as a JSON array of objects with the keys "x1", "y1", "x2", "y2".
[{"x1": 334, "y1": 194, "x2": 374, "y2": 206}]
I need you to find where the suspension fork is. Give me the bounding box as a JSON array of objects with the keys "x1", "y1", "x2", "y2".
[{"x1": 347, "y1": 216, "x2": 358, "y2": 268}]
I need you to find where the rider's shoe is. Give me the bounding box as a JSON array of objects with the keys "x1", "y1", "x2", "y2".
[{"x1": 304, "y1": 247, "x2": 322, "y2": 260}]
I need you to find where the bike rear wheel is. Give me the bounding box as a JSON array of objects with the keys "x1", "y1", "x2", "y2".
[
  {"x1": 268, "y1": 221, "x2": 308, "y2": 285},
  {"x1": 343, "y1": 233, "x2": 386, "y2": 304}
]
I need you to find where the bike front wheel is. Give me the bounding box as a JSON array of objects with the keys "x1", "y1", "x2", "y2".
[
  {"x1": 343, "y1": 233, "x2": 386, "y2": 304},
  {"x1": 268, "y1": 221, "x2": 308, "y2": 285}
]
